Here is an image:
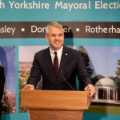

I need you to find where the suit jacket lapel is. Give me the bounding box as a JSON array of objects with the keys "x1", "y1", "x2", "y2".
[
  {"x1": 44, "y1": 48, "x2": 53, "y2": 72},
  {"x1": 59, "y1": 46, "x2": 69, "y2": 71}
]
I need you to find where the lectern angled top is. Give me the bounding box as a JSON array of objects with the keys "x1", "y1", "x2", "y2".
[{"x1": 20, "y1": 90, "x2": 90, "y2": 111}]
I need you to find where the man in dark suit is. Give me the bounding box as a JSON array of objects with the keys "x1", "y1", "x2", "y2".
[
  {"x1": 25, "y1": 22, "x2": 95, "y2": 97},
  {"x1": 0, "y1": 65, "x2": 5, "y2": 113}
]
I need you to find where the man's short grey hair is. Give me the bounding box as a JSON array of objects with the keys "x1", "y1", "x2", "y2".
[{"x1": 46, "y1": 22, "x2": 64, "y2": 33}]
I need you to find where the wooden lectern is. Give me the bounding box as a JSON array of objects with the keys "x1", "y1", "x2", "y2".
[{"x1": 21, "y1": 90, "x2": 90, "y2": 120}]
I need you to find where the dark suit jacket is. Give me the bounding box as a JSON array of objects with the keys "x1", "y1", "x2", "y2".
[
  {"x1": 0, "y1": 66, "x2": 5, "y2": 111},
  {"x1": 27, "y1": 46, "x2": 91, "y2": 90}
]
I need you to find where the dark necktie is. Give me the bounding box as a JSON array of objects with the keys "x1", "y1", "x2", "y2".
[{"x1": 53, "y1": 51, "x2": 59, "y2": 74}]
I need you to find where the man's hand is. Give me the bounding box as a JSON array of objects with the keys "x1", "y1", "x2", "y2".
[
  {"x1": 84, "y1": 84, "x2": 96, "y2": 97},
  {"x1": 23, "y1": 84, "x2": 35, "y2": 90}
]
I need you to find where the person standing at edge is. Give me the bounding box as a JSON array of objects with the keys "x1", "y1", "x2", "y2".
[
  {"x1": 24, "y1": 22, "x2": 95, "y2": 97},
  {"x1": 0, "y1": 65, "x2": 5, "y2": 114}
]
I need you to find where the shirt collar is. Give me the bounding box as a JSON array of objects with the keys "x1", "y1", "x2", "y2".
[{"x1": 49, "y1": 46, "x2": 63, "y2": 55}]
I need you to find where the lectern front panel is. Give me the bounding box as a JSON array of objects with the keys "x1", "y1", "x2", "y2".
[{"x1": 29, "y1": 110, "x2": 83, "y2": 120}]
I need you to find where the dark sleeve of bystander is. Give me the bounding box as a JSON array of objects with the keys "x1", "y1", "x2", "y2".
[{"x1": 0, "y1": 66, "x2": 5, "y2": 113}]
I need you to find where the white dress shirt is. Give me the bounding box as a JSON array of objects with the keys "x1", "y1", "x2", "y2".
[{"x1": 49, "y1": 47, "x2": 63, "y2": 67}]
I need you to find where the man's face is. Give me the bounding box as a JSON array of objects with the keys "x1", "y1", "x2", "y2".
[{"x1": 46, "y1": 26, "x2": 64, "y2": 50}]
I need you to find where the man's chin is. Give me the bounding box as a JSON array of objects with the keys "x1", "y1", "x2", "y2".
[{"x1": 53, "y1": 45, "x2": 62, "y2": 50}]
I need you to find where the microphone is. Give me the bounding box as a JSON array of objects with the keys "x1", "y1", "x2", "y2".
[{"x1": 60, "y1": 69, "x2": 75, "y2": 90}]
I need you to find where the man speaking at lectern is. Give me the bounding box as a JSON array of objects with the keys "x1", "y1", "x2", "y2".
[{"x1": 24, "y1": 22, "x2": 95, "y2": 97}]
